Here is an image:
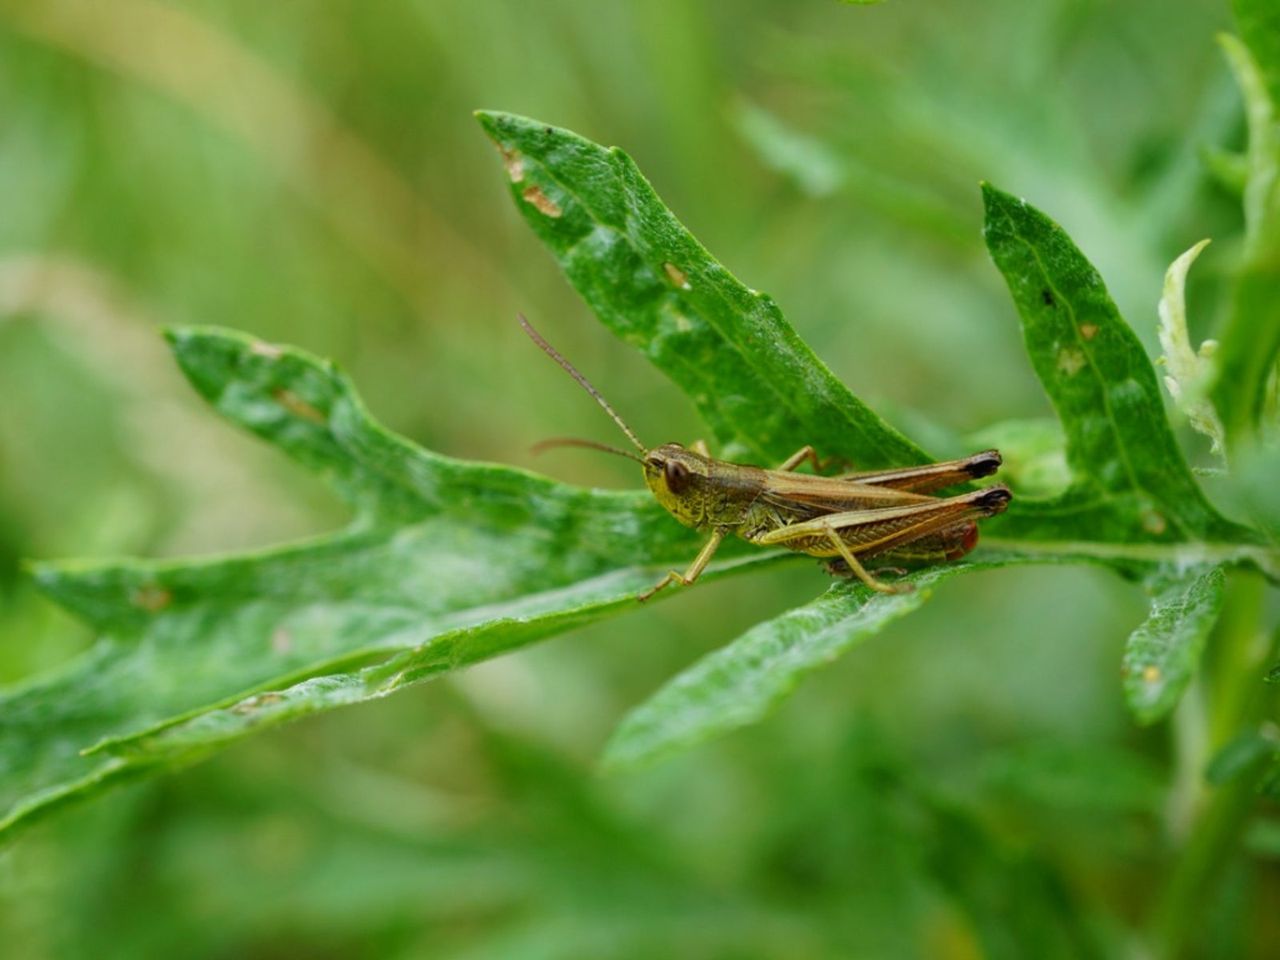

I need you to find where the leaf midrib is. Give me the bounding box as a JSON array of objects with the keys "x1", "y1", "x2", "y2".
[{"x1": 983, "y1": 536, "x2": 1279, "y2": 578}]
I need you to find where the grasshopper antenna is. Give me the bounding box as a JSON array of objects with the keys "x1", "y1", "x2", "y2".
[
  {"x1": 519, "y1": 314, "x2": 647, "y2": 454},
  {"x1": 531, "y1": 437, "x2": 643, "y2": 463}
]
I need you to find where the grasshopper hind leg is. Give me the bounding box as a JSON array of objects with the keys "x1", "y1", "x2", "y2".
[
  {"x1": 820, "y1": 526, "x2": 907, "y2": 594},
  {"x1": 823, "y1": 521, "x2": 980, "y2": 579}
]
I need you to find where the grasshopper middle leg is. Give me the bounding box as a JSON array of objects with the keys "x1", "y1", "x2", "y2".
[{"x1": 776, "y1": 445, "x2": 846, "y2": 474}]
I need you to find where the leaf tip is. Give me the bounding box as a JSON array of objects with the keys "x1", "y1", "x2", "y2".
[
  {"x1": 980, "y1": 181, "x2": 1017, "y2": 211},
  {"x1": 473, "y1": 108, "x2": 501, "y2": 136},
  {"x1": 474, "y1": 109, "x2": 547, "y2": 144},
  {"x1": 160, "y1": 324, "x2": 198, "y2": 354},
  {"x1": 162, "y1": 323, "x2": 246, "y2": 356}
]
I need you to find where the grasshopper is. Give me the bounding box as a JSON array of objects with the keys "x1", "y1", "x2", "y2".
[{"x1": 520, "y1": 316, "x2": 1011, "y2": 601}]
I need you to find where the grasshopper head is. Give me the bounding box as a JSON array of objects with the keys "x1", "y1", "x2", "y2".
[{"x1": 642, "y1": 443, "x2": 712, "y2": 528}]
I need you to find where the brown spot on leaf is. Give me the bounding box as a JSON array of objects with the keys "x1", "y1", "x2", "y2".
[
  {"x1": 1080, "y1": 324, "x2": 1099, "y2": 340},
  {"x1": 1057, "y1": 348, "x2": 1086, "y2": 376},
  {"x1": 498, "y1": 145, "x2": 524, "y2": 183},
  {"x1": 1143, "y1": 664, "x2": 1162, "y2": 684},
  {"x1": 1142, "y1": 510, "x2": 1167, "y2": 535},
  {"x1": 1041, "y1": 289, "x2": 1055, "y2": 307},
  {"x1": 273, "y1": 388, "x2": 325, "y2": 424},
  {"x1": 522, "y1": 185, "x2": 562, "y2": 217},
  {"x1": 132, "y1": 583, "x2": 172, "y2": 612},
  {"x1": 250, "y1": 340, "x2": 283, "y2": 358},
  {"x1": 663, "y1": 262, "x2": 691, "y2": 289}
]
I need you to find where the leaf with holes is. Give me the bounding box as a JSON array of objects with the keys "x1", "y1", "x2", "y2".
[{"x1": 1, "y1": 326, "x2": 788, "y2": 840}]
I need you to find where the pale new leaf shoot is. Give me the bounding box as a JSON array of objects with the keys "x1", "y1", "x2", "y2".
[{"x1": 1156, "y1": 239, "x2": 1226, "y2": 462}]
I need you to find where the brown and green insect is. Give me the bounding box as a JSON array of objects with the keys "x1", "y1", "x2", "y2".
[{"x1": 520, "y1": 316, "x2": 1011, "y2": 601}]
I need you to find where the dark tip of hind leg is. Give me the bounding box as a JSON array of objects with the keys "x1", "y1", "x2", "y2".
[
  {"x1": 966, "y1": 449, "x2": 1003, "y2": 479},
  {"x1": 975, "y1": 484, "x2": 1012, "y2": 514}
]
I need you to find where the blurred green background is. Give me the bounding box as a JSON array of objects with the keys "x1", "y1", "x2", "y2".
[{"x1": 1, "y1": 0, "x2": 1275, "y2": 956}]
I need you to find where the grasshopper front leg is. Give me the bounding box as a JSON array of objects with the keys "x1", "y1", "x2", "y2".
[
  {"x1": 776, "y1": 444, "x2": 846, "y2": 474},
  {"x1": 638, "y1": 529, "x2": 726, "y2": 602}
]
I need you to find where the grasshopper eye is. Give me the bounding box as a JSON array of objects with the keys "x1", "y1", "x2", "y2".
[{"x1": 664, "y1": 459, "x2": 691, "y2": 493}]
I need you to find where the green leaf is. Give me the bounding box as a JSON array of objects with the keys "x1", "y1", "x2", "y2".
[
  {"x1": 603, "y1": 562, "x2": 969, "y2": 771},
  {"x1": 0, "y1": 326, "x2": 780, "y2": 839},
  {"x1": 1122, "y1": 566, "x2": 1226, "y2": 725},
  {"x1": 979, "y1": 183, "x2": 1258, "y2": 554},
  {"x1": 474, "y1": 110, "x2": 927, "y2": 469},
  {"x1": 980, "y1": 184, "x2": 1269, "y2": 724},
  {"x1": 603, "y1": 550, "x2": 1092, "y2": 771}
]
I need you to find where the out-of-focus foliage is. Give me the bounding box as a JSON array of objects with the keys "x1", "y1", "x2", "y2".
[
  {"x1": 1, "y1": 0, "x2": 1278, "y2": 958},
  {"x1": 7, "y1": 124, "x2": 1272, "y2": 834}
]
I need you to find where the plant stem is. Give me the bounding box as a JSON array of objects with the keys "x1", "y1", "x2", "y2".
[{"x1": 1151, "y1": 571, "x2": 1275, "y2": 958}]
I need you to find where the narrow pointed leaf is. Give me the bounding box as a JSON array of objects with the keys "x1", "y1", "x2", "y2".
[
  {"x1": 980, "y1": 183, "x2": 1254, "y2": 549},
  {"x1": 604, "y1": 559, "x2": 1021, "y2": 771},
  {"x1": 475, "y1": 110, "x2": 927, "y2": 469}
]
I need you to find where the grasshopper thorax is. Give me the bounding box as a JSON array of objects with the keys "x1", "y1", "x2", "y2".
[{"x1": 642, "y1": 443, "x2": 713, "y2": 528}]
